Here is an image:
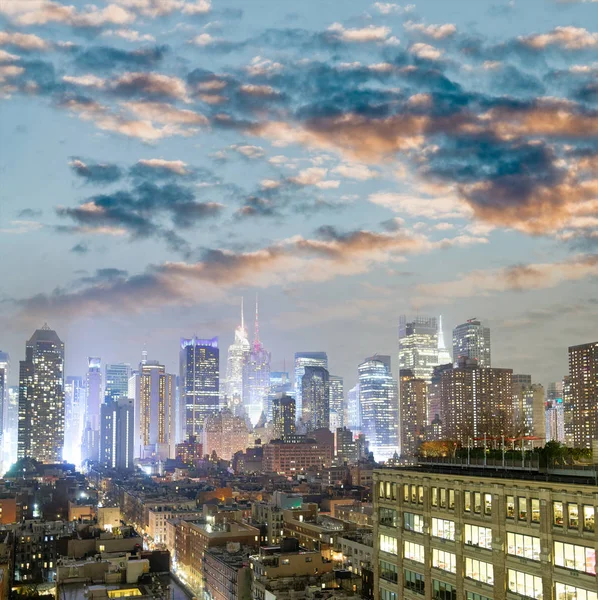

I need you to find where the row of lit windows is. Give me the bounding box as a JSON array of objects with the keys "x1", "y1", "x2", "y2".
[
  {"x1": 554, "y1": 541, "x2": 596, "y2": 575},
  {"x1": 464, "y1": 491, "x2": 492, "y2": 515},
  {"x1": 432, "y1": 549, "x2": 456, "y2": 573},
  {"x1": 507, "y1": 532, "x2": 541, "y2": 561},
  {"x1": 507, "y1": 569, "x2": 542, "y2": 599},
  {"x1": 432, "y1": 518, "x2": 455, "y2": 541},
  {"x1": 506, "y1": 496, "x2": 540, "y2": 522},
  {"x1": 404, "y1": 512, "x2": 424, "y2": 533},
  {"x1": 553, "y1": 502, "x2": 595, "y2": 531}
]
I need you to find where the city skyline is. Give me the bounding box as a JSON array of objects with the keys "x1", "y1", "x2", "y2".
[{"x1": 0, "y1": 0, "x2": 597, "y2": 395}]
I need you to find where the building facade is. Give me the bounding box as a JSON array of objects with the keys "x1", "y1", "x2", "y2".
[
  {"x1": 202, "y1": 409, "x2": 249, "y2": 460},
  {"x1": 301, "y1": 366, "x2": 330, "y2": 432},
  {"x1": 569, "y1": 341, "x2": 598, "y2": 449},
  {"x1": 104, "y1": 363, "x2": 131, "y2": 401},
  {"x1": 18, "y1": 326, "x2": 65, "y2": 463},
  {"x1": 453, "y1": 319, "x2": 492, "y2": 368},
  {"x1": 225, "y1": 300, "x2": 250, "y2": 410},
  {"x1": 272, "y1": 394, "x2": 296, "y2": 440},
  {"x1": 399, "y1": 370, "x2": 427, "y2": 458},
  {"x1": 99, "y1": 397, "x2": 134, "y2": 471},
  {"x1": 294, "y1": 352, "x2": 328, "y2": 421},
  {"x1": 398, "y1": 316, "x2": 439, "y2": 383},
  {"x1": 329, "y1": 375, "x2": 344, "y2": 432}
]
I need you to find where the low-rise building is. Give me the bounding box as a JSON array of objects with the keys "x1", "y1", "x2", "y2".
[
  {"x1": 203, "y1": 543, "x2": 252, "y2": 600},
  {"x1": 263, "y1": 438, "x2": 333, "y2": 476}
]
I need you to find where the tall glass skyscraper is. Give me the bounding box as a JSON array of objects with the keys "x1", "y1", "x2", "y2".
[
  {"x1": 105, "y1": 363, "x2": 131, "y2": 401},
  {"x1": 99, "y1": 398, "x2": 134, "y2": 471},
  {"x1": 301, "y1": 366, "x2": 330, "y2": 432},
  {"x1": 64, "y1": 375, "x2": 86, "y2": 466},
  {"x1": 18, "y1": 325, "x2": 65, "y2": 463},
  {"x1": 0, "y1": 351, "x2": 10, "y2": 473},
  {"x1": 452, "y1": 319, "x2": 491, "y2": 367},
  {"x1": 329, "y1": 375, "x2": 344, "y2": 432},
  {"x1": 294, "y1": 352, "x2": 328, "y2": 419},
  {"x1": 225, "y1": 299, "x2": 250, "y2": 409},
  {"x1": 180, "y1": 337, "x2": 219, "y2": 439},
  {"x1": 358, "y1": 355, "x2": 398, "y2": 461},
  {"x1": 398, "y1": 316, "x2": 439, "y2": 383}
]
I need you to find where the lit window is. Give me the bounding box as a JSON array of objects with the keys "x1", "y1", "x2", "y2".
[
  {"x1": 506, "y1": 496, "x2": 515, "y2": 519},
  {"x1": 432, "y1": 549, "x2": 456, "y2": 573},
  {"x1": 518, "y1": 497, "x2": 528, "y2": 521},
  {"x1": 531, "y1": 499, "x2": 540, "y2": 524},
  {"x1": 464, "y1": 524, "x2": 492, "y2": 549},
  {"x1": 569, "y1": 503, "x2": 579, "y2": 529},
  {"x1": 484, "y1": 494, "x2": 492, "y2": 516},
  {"x1": 553, "y1": 501, "x2": 564, "y2": 526},
  {"x1": 554, "y1": 541, "x2": 596, "y2": 575},
  {"x1": 404, "y1": 540, "x2": 425, "y2": 563},
  {"x1": 431, "y1": 518, "x2": 455, "y2": 541},
  {"x1": 508, "y1": 569, "x2": 542, "y2": 599},
  {"x1": 448, "y1": 490, "x2": 455, "y2": 510},
  {"x1": 464, "y1": 491, "x2": 471, "y2": 512},
  {"x1": 379, "y1": 534, "x2": 398, "y2": 555},
  {"x1": 403, "y1": 484, "x2": 409, "y2": 502},
  {"x1": 465, "y1": 558, "x2": 494, "y2": 585},
  {"x1": 474, "y1": 492, "x2": 482, "y2": 514},
  {"x1": 554, "y1": 582, "x2": 597, "y2": 600},
  {"x1": 403, "y1": 512, "x2": 424, "y2": 533},
  {"x1": 506, "y1": 532, "x2": 541, "y2": 561},
  {"x1": 431, "y1": 487, "x2": 438, "y2": 507},
  {"x1": 583, "y1": 505, "x2": 595, "y2": 532}
]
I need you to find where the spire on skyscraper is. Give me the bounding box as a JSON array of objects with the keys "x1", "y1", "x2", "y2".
[
  {"x1": 254, "y1": 293, "x2": 260, "y2": 345},
  {"x1": 241, "y1": 296, "x2": 245, "y2": 332},
  {"x1": 437, "y1": 315, "x2": 452, "y2": 366}
]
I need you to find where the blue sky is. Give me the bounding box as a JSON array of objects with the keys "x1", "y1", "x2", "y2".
[{"x1": 0, "y1": 0, "x2": 597, "y2": 388}]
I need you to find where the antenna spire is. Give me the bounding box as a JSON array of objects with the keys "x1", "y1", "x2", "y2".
[
  {"x1": 241, "y1": 297, "x2": 245, "y2": 331},
  {"x1": 254, "y1": 293, "x2": 260, "y2": 343}
]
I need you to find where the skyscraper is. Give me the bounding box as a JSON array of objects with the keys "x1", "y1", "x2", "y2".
[
  {"x1": 345, "y1": 383, "x2": 361, "y2": 433},
  {"x1": 82, "y1": 357, "x2": 102, "y2": 462},
  {"x1": 512, "y1": 376, "x2": 546, "y2": 440},
  {"x1": 398, "y1": 316, "x2": 439, "y2": 383},
  {"x1": 18, "y1": 325, "x2": 65, "y2": 463},
  {"x1": 329, "y1": 375, "x2": 344, "y2": 432},
  {"x1": 545, "y1": 381, "x2": 565, "y2": 443},
  {"x1": 452, "y1": 318, "x2": 491, "y2": 367},
  {"x1": 225, "y1": 299, "x2": 250, "y2": 410},
  {"x1": 243, "y1": 298, "x2": 271, "y2": 426},
  {"x1": 99, "y1": 398, "x2": 134, "y2": 471},
  {"x1": 180, "y1": 337, "x2": 219, "y2": 439},
  {"x1": 272, "y1": 394, "x2": 296, "y2": 440},
  {"x1": 138, "y1": 361, "x2": 176, "y2": 459},
  {"x1": 437, "y1": 315, "x2": 452, "y2": 366},
  {"x1": 301, "y1": 366, "x2": 330, "y2": 432},
  {"x1": 294, "y1": 352, "x2": 328, "y2": 418},
  {"x1": 562, "y1": 375, "x2": 574, "y2": 446},
  {"x1": 569, "y1": 341, "x2": 598, "y2": 449},
  {"x1": 202, "y1": 408, "x2": 249, "y2": 461},
  {"x1": 358, "y1": 355, "x2": 398, "y2": 461},
  {"x1": 105, "y1": 363, "x2": 131, "y2": 401},
  {"x1": 64, "y1": 376, "x2": 86, "y2": 466},
  {"x1": 399, "y1": 369, "x2": 427, "y2": 458},
  {"x1": 3, "y1": 387, "x2": 18, "y2": 470},
  {"x1": 0, "y1": 351, "x2": 9, "y2": 473},
  {"x1": 267, "y1": 372, "x2": 292, "y2": 421}
]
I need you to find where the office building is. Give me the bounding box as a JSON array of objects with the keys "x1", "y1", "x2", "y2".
[
  {"x1": 272, "y1": 394, "x2": 296, "y2": 440},
  {"x1": 545, "y1": 381, "x2": 565, "y2": 443},
  {"x1": 453, "y1": 318, "x2": 492, "y2": 367},
  {"x1": 512, "y1": 376, "x2": 546, "y2": 441},
  {"x1": 203, "y1": 545, "x2": 252, "y2": 600},
  {"x1": 2, "y1": 386, "x2": 18, "y2": 472},
  {"x1": 440, "y1": 357, "x2": 514, "y2": 445},
  {"x1": 267, "y1": 371, "x2": 291, "y2": 421},
  {"x1": 263, "y1": 436, "x2": 334, "y2": 476},
  {"x1": 138, "y1": 360, "x2": 176, "y2": 459},
  {"x1": 359, "y1": 356, "x2": 398, "y2": 461},
  {"x1": 85, "y1": 357, "x2": 102, "y2": 430},
  {"x1": 329, "y1": 375, "x2": 344, "y2": 432},
  {"x1": 99, "y1": 397, "x2": 134, "y2": 471},
  {"x1": 63, "y1": 376, "x2": 86, "y2": 466},
  {"x1": 437, "y1": 315, "x2": 452, "y2": 366},
  {"x1": 294, "y1": 352, "x2": 328, "y2": 419},
  {"x1": 225, "y1": 299, "x2": 250, "y2": 411},
  {"x1": 427, "y1": 363, "x2": 453, "y2": 433},
  {"x1": 180, "y1": 336, "x2": 219, "y2": 439},
  {"x1": 17, "y1": 325, "x2": 65, "y2": 463},
  {"x1": 346, "y1": 383, "x2": 361, "y2": 433},
  {"x1": 202, "y1": 408, "x2": 249, "y2": 460},
  {"x1": 301, "y1": 365, "x2": 330, "y2": 432},
  {"x1": 569, "y1": 341, "x2": 598, "y2": 449},
  {"x1": 104, "y1": 363, "x2": 131, "y2": 400},
  {"x1": 399, "y1": 370, "x2": 427, "y2": 458},
  {"x1": 374, "y1": 464, "x2": 598, "y2": 600},
  {"x1": 0, "y1": 352, "x2": 9, "y2": 473},
  {"x1": 398, "y1": 316, "x2": 439, "y2": 383},
  {"x1": 562, "y1": 375, "x2": 574, "y2": 446}
]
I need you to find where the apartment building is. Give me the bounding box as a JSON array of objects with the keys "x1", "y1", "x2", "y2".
[
  {"x1": 374, "y1": 465, "x2": 597, "y2": 600},
  {"x1": 147, "y1": 507, "x2": 203, "y2": 545},
  {"x1": 203, "y1": 544, "x2": 252, "y2": 600}
]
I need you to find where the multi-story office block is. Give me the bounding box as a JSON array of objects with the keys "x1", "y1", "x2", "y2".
[
  {"x1": 202, "y1": 408, "x2": 249, "y2": 460},
  {"x1": 0, "y1": 351, "x2": 9, "y2": 472},
  {"x1": 512, "y1": 378, "x2": 546, "y2": 442},
  {"x1": 346, "y1": 383, "x2": 361, "y2": 433},
  {"x1": 225, "y1": 300, "x2": 250, "y2": 408},
  {"x1": 180, "y1": 337, "x2": 220, "y2": 439},
  {"x1": 399, "y1": 316, "x2": 438, "y2": 383},
  {"x1": 374, "y1": 465, "x2": 598, "y2": 600},
  {"x1": 104, "y1": 363, "x2": 131, "y2": 401},
  {"x1": 545, "y1": 382, "x2": 565, "y2": 443},
  {"x1": 399, "y1": 370, "x2": 427, "y2": 458},
  {"x1": 99, "y1": 398, "x2": 134, "y2": 471},
  {"x1": 453, "y1": 319, "x2": 492, "y2": 368},
  {"x1": 569, "y1": 341, "x2": 598, "y2": 449},
  {"x1": 302, "y1": 366, "x2": 330, "y2": 432},
  {"x1": 18, "y1": 326, "x2": 65, "y2": 463},
  {"x1": 272, "y1": 394, "x2": 296, "y2": 440},
  {"x1": 562, "y1": 375, "x2": 574, "y2": 447},
  {"x1": 329, "y1": 375, "x2": 344, "y2": 432},
  {"x1": 294, "y1": 352, "x2": 328, "y2": 419}
]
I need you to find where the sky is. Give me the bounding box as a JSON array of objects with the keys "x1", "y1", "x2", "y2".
[{"x1": 0, "y1": 0, "x2": 597, "y2": 390}]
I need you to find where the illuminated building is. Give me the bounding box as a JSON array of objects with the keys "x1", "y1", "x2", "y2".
[
  {"x1": 569, "y1": 341, "x2": 598, "y2": 449},
  {"x1": 399, "y1": 369, "x2": 427, "y2": 458},
  {"x1": 398, "y1": 316, "x2": 439, "y2": 383},
  {"x1": 138, "y1": 360, "x2": 176, "y2": 458},
  {"x1": 99, "y1": 397, "x2": 134, "y2": 471},
  {"x1": 272, "y1": 394, "x2": 296, "y2": 440},
  {"x1": 562, "y1": 375, "x2": 574, "y2": 446},
  {"x1": 545, "y1": 381, "x2": 565, "y2": 443},
  {"x1": 17, "y1": 325, "x2": 65, "y2": 463},
  {"x1": 346, "y1": 383, "x2": 361, "y2": 433},
  {"x1": 358, "y1": 355, "x2": 398, "y2": 461},
  {"x1": 294, "y1": 352, "x2": 327, "y2": 420},
  {"x1": 2, "y1": 386, "x2": 18, "y2": 472},
  {"x1": 301, "y1": 366, "x2": 330, "y2": 432},
  {"x1": 262, "y1": 436, "x2": 334, "y2": 475},
  {"x1": 202, "y1": 408, "x2": 249, "y2": 460},
  {"x1": 104, "y1": 363, "x2": 131, "y2": 400},
  {"x1": 437, "y1": 315, "x2": 452, "y2": 366},
  {"x1": 0, "y1": 351, "x2": 9, "y2": 473},
  {"x1": 64, "y1": 376, "x2": 85, "y2": 466},
  {"x1": 176, "y1": 436, "x2": 203, "y2": 466},
  {"x1": 329, "y1": 375, "x2": 344, "y2": 432},
  {"x1": 452, "y1": 318, "x2": 491, "y2": 367},
  {"x1": 440, "y1": 357, "x2": 514, "y2": 445},
  {"x1": 266, "y1": 371, "x2": 291, "y2": 421},
  {"x1": 243, "y1": 298, "x2": 271, "y2": 426},
  {"x1": 82, "y1": 357, "x2": 102, "y2": 462},
  {"x1": 225, "y1": 299, "x2": 250, "y2": 413},
  {"x1": 512, "y1": 376, "x2": 546, "y2": 442},
  {"x1": 180, "y1": 336, "x2": 219, "y2": 439}
]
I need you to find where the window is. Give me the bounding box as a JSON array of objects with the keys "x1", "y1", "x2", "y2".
[
  {"x1": 404, "y1": 512, "x2": 424, "y2": 533},
  {"x1": 379, "y1": 588, "x2": 397, "y2": 600},
  {"x1": 507, "y1": 495, "x2": 515, "y2": 519},
  {"x1": 433, "y1": 580, "x2": 456, "y2": 600},
  {"x1": 411, "y1": 484, "x2": 417, "y2": 504},
  {"x1": 508, "y1": 569, "x2": 543, "y2": 599},
  {"x1": 385, "y1": 481, "x2": 392, "y2": 499},
  {"x1": 531, "y1": 499, "x2": 540, "y2": 524},
  {"x1": 465, "y1": 558, "x2": 494, "y2": 585},
  {"x1": 464, "y1": 524, "x2": 492, "y2": 549},
  {"x1": 569, "y1": 503, "x2": 579, "y2": 528},
  {"x1": 380, "y1": 507, "x2": 398, "y2": 528},
  {"x1": 432, "y1": 549, "x2": 456, "y2": 573},
  {"x1": 484, "y1": 493, "x2": 492, "y2": 515},
  {"x1": 432, "y1": 487, "x2": 438, "y2": 506},
  {"x1": 379, "y1": 534, "x2": 398, "y2": 555},
  {"x1": 554, "y1": 541, "x2": 596, "y2": 575},
  {"x1": 99, "y1": 545, "x2": 105, "y2": 552},
  {"x1": 440, "y1": 488, "x2": 447, "y2": 508},
  {"x1": 404, "y1": 540, "x2": 425, "y2": 563},
  {"x1": 507, "y1": 532, "x2": 541, "y2": 561},
  {"x1": 474, "y1": 492, "x2": 482, "y2": 514},
  {"x1": 464, "y1": 491, "x2": 471, "y2": 512},
  {"x1": 379, "y1": 560, "x2": 398, "y2": 583},
  {"x1": 432, "y1": 518, "x2": 455, "y2": 541},
  {"x1": 553, "y1": 501, "x2": 564, "y2": 526},
  {"x1": 379, "y1": 481, "x2": 385, "y2": 498},
  {"x1": 403, "y1": 484, "x2": 409, "y2": 502},
  {"x1": 418, "y1": 486, "x2": 424, "y2": 504},
  {"x1": 583, "y1": 505, "x2": 594, "y2": 532},
  {"x1": 448, "y1": 490, "x2": 455, "y2": 510},
  {"x1": 554, "y1": 582, "x2": 597, "y2": 600},
  {"x1": 519, "y1": 497, "x2": 528, "y2": 521},
  {"x1": 466, "y1": 593, "x2": 492, "y2": 600},
  {"x1": 281, "y1": 558, "x2": 290, "y2": 565},
  {"x1": 404, "y1": 570, "x2": 424, "y2": 595},
  {"x1": 391, "y1": 482, "x2": 397, "y2": 501}
]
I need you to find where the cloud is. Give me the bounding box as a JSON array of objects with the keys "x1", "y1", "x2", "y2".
[
  {"x1": 0, "y1": 220, "x2": 42, "y2": 234},
  {"x1": 70, "y1": 242, "x2": 89, "y2": 254},
  {"x1": 519, "y1": 26, "x2": 598, "y2": 50},
  {"x1": 404, "y1": 22, "x2": 457, "y2": 39},
  {"x1": 372, "y1": 2, "x2": 415, "y2": 14},
  {"x1": 102, "y1": 29, "x2": 156, "y2": 42},
  {"x1": 229, "y1": 144, "x2": 266, "y2": 159},
  {"x1": 369, "y1": 191, "x2": 473, "y2": 219},
  {"x1": 409, "y1": 42, "x2": 444, "y2": 60},
  {"x1": 110, "y1": 72, "x2": 189, "y2": 101},
  {"x1": 113, "y1": 0, "x2": 211, "y2": 18},
  {"x1": 123, "y1": 100, "x2": 207, "y2": 125},
  {"x1": 332, "y1": 163, "x2": 379, "y2": 180},
  {"x1": 63, "y1": 74, "x2": 106, "y2": 88},
  {"x1": 17, "y1": 208, "x2": 42, "y2": 218},
  {"x1": 327, "y1": 22, "x2": 392, "y2": 43},
  {"x1": 0, "y1": 32, "x2": 49, "y2": 51},
  {"x1": 131, "y1": 158, "x2": 190, "y2": 176},
  {"x1": 69, "y1": 158, "x2": 123, "y2": 184},
  {"x1": 73, "y1": 45, "x2": 167, "y2": 71},
  {"x1": 0, "y1": 50, "x2": 20, "y2": 63},
  {"x1": 415, "y1": 254, "x2": 598, "y2": 304}
]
